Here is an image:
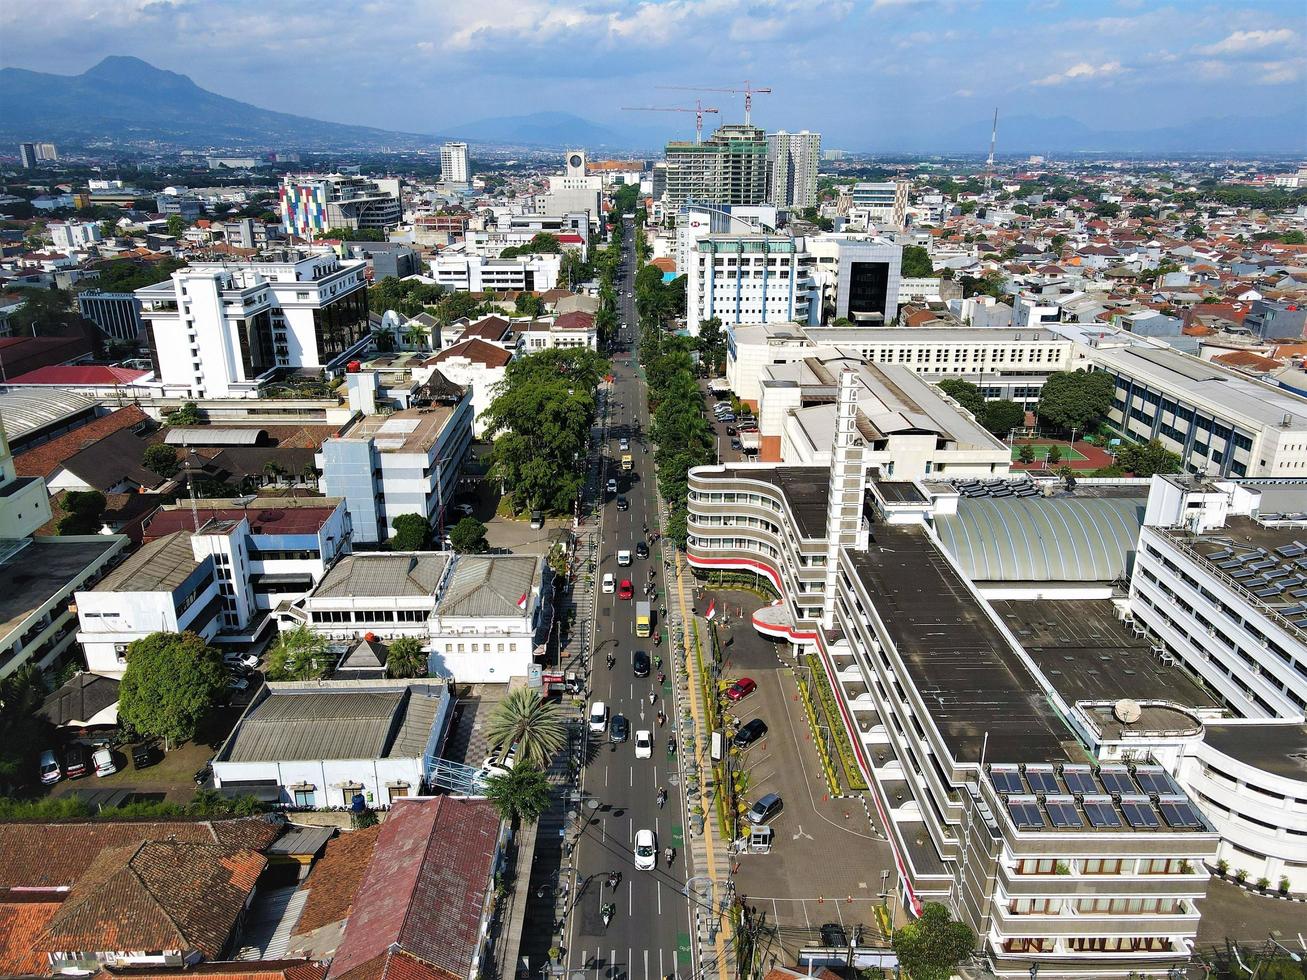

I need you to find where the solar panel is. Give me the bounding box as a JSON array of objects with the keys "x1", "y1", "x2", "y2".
[
  {"x1": 1275, "y1": 544, "x2": 1305, "y2": 558},
  {"x1": 1121, "y1": 796, "x2": 1161, "y2": 828},
  {"x1": 1061, "y1": 766, "x2": 1100, "y2": 795},
  {"x1": 1206, "y1": 548, "x2": 1233, "y2": 561},
  {"x1": 1045, "y1": 796, "x2": 1083, "y2": 829},
  {"x1": 990, "y1": 766, "x2": 1025, "y2": 794},
  {"x1": 1159, "y1": 797, "x2": 1203, "y2": 829},
  {"x1": 1007, "y1": 797, "x2": 1044, "y2": 830},
  {"x1": 1024, "y1": 766, "x2": 1060, "y2": 793},
  {"x1": 1098, "y1": 767, "x2": 1136, "y2": 795},
  {"x1": 1218, "y1": 559, "x2": 1243, "y2": 570},
  {"x1": 1083, "y1": 796, "x2": 1121, "y2": 828},
  {"x1": 1133, "y1": 767, "x2": 1179, "y2": 796}
]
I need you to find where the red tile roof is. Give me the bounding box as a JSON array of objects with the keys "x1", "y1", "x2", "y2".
[
  {"x1": 650, "y1": 257, "x2": 676, "y2": 273},
  {"x1": 13, "y1": 406, "x2": 150, "y2": 480},
  {"x1": 7, "y1": 365, "x2": 150, "y2": 386},
  {"x1": 428, "y1": 338, "x2": 513, "y2": 369},
  {"x1": 554, "y1": 310, "x2": 595, "y2": 330},
  {"x1": 144, "y1": 503, "x2": 339, "y2": 540},
  {"x1": 94, "y1": 960, "x2": 327, "y2": 979},
  {"x1": 461, "y1": 316, "x2": 512, "y2": 341},
  {"x1": 292, "y1": 825, "x2": 381, "y2": 937},
  {"x1": 327, "y1": 798, "x2": 500, "y2": 980},
  {"x1": 1212, "y1": 350, "x2": 1282, "y2": 372},
  {"x1": 0, "y1": 895, "x2": 61, "y2": 975}
]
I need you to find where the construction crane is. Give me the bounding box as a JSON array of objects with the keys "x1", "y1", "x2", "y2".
[
  {"x1": 656, "y1": 80, "x2": 772, "y2": 126},
  {"x1": 620, "y1": 102, "x2": 720, "y2": 144}
]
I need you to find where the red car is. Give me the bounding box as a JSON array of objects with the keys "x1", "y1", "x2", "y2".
[
  {"x1": 618, "y1": 579, "x2": 634, "y2": 600},
  {"x1": 725, "y1": 677, "x2": 757, "y2": 702}
]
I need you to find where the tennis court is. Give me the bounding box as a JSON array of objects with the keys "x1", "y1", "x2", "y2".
[{"x1": 1010, "y1": 441, "x2": 1089, "y2": 461}]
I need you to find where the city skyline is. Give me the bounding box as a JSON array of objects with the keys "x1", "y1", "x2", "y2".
[{"x1": 2, "y1": 0, "x2": 1304, "y2": 150}]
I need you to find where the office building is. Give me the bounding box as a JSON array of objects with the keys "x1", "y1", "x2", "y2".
[
  {"x1": 279, "y1": 174, "x2": 403, "y2": 240},
  {"x1": 18, "y1": 143, "x2": 37, "y2": 169},
  {"x1": 685, "y1": 234, "x2": 818, "y2": 332},
  {"x1": 36, "y1": 142, "x2": 57, "y2": 161},
  {"x1": 664, "y1": 123, "x2": 768, "y2": 207},
  {"x1": 317, "y1": 392, "x2": 474, "y2": 545},
  {"x1": 441, "y1": 141, "x2": 470, "y2": 184},
  {"x1": 155, "y1": 194, "x2": 203, "y2": 220},
  {"x1": 48, "y1": 221, "x2": 102, "y2": 251},
  {"x1": 766, "y1": 130, "x2": 821, "y2": 209},
  {"x1": 76, "y1": 291, "x2": 144, "y2": 343},
  {"x1": 430, "y1": 252, "x2": 562, "y2": 293},
  {"x1": 673, "y1": 203, "x2": 778, "y2": 274},
  {"x1": 135, "y1": 250, "x2": 371, "y2": 399},
  {"x1": 821, "y1": 235, "x2": 904, "y2": 324},
  {"x1": 850, "y1": 180, "x2": 910, "y2": 230},
  {"x1": 538, "y1": 151, "x2": 603, "y2": 222},
  {"x1": 344, "y1": 241, "x2": 422, "y2": 279}
]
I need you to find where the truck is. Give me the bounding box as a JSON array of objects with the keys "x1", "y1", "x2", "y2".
[
  {"x1": 635, "y1": 600, "x2": 652, "y2": 638},
  {"x1": 621, "y1": 454, "x2": 633, "y2": 472}
]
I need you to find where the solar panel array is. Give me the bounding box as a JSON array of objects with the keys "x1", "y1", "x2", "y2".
[
  {"x1": 1197, "y1": 538, "x2": 1307, "y2": 629},
  {"x1": 952, "y1": 477, "x2": 1041, "y2": 499},
  {"x1": 986, "y1": 762, "x2": 1208, "y2": 833}
]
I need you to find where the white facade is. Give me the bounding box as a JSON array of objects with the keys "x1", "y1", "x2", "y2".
[
  {"x1": 430, "y1": 253, "x2": 562, "y2": 293},
  {"x1": 849, "y1": 181, "x2": 909, "y2": 229},
  {"x1": 419, "y1": 344, "x2": 509, "y2": 438},
  {"x1": 441, "y1": 142, "x2": 470, "y2": 184},
  {"x1": 135, "y1": 251, "x2": 371, "y2": 399},
  {"x1": 48, "y1": 221, "x2": 103, "y2": 250},
  {"x1": 538, "y1": 151, "x2": 602, "y2": 221},
  {"x1": 674, "y1": 205, "x2": 778, "y2": 275},
  {"x1": 687, "y1": 234, "x2": 818, "y2": 333}
]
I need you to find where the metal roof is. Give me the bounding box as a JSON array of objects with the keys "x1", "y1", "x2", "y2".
[
  {"x1": 164, "y1": 427, "x2": 266, "y2": 446},
  {"x1": 934, "y1": 495, "x2": 1145, "y2": 582},
  {"x1": 435, "y1": 555, "x2": 539, "y2": 618},
  {"x1": 96, "y1": 530, "x2": 202, "y2": 593},
  {"x1": 314, "y1": 553, "x2": 448, "y2": 598},
  {"x1": 267, "y1": 824, "x2": 335, "y2": 856},
  {"x1": 0, "y1": 388, "x2": 99, "y2": 440}
]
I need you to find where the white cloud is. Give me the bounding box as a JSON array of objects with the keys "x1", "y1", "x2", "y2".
[
  {"x1": 1196, "y1": 28, "x2": 1297, "y2": 55},
  {"x1": 954, "y1": 88, "x2": 974, "y2": 97},
  {"x1": 1257, "y1": 60, "x2": 1302, "y2": 84},
  {"x1": 1032, "y1": 60, "x2": 1123, "y2": 86}
]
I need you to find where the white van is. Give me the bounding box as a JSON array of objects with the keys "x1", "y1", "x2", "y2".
[
  {"x1": 602, "y1": 572, "x2": 616, "y2": 593},
  {"x1": 617, "y1": 549, "x2": 632, "y2": 566},
  {"x1": 589, "y1": 701, "x2": 608, "y2": 735}
]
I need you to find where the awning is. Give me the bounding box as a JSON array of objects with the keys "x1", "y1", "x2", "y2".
[
  {"x1": 217, "y1": 784, "x2": 282, "y2": 803},
  {"x1": 385, "y1": 780, "x2": 411, "y2": 788},
  {"x1": 290, "y1": 781, "x2": 316, "y2": 791}
]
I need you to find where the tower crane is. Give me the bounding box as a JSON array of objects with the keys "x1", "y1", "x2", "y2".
[
  {"x1": 620, "y1": 102, "x2": 720, "y2": 143},
  {"x1": 656, "y1": 80, "x2": 772, "y2": 125}
]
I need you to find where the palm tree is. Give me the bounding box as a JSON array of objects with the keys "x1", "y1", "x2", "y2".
[
  {"x1": 484, "y1": 687, "x2": 566, "y2": 768},
  {"x1": 263, "y1": 461, "x2": 284, "y2": 486},
  {"x1": 404, "y1": 322, "x2": 429, "y2": 350},
  {"x1": 373, "y1": 324, "x2": 395, "y2": 353},
  {"x1": 484, "y1": 764, "x2": 552, "y2": 826}
]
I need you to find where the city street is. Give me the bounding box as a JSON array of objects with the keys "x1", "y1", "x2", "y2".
[{"x1": 565, "y1": 217, "x2": 695, "y2": 980}]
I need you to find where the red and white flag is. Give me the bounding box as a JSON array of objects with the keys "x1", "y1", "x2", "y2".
[
  {"x1": 517, "y1": 592, "x2": 529, "y2": 610},
  {"x1": 705, "y1": 599, "x2": 717, "y2": 621}
]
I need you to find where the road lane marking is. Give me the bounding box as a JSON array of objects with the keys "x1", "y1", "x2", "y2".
[{"x1": 643, "y1": 948, "x2": 649, "y2": 980}]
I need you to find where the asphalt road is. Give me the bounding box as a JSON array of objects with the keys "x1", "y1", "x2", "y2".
[{"x1": 567, "y1": 218, "x2": 695, "y2": 980}]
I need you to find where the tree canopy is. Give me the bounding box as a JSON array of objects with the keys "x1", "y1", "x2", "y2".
[
  {"x1": 936, "y1": 379, "x2": 985, "y2": 417},
  {"x1": 900, "y1": 244, "x2": 934, "y2": 278},
  {"x1": 368, "y1": 276, "x2": 445, "y2": 319},
  {"x1": 390, "y1": 513, "x2": 433, "y2": 551},
  {"x1": 1036, "y1": 370, "x2": 1115, "y2": 432},
  {"x1": 1116, "y1": 439, "x2": 1182, "y2": 477},
  {"x1": 57, "y1": 490, "x2": 107, "y2": 535},
  {"x1": 500, "y1": 232, "x2": 562, "y2": 258},
  {"x1": 322, "y1": 226, "x2": 384, "y2": 241},
  {"x1": 385, "y1": 636, "x2": 427, "y2": 679},
  {"x1": 485, "y1": 688, "x2": 567, "y2": 768},
  {"x1": 891, "y1": 902, "x2": 975, "y2": 980},
  {"x1": 118, "y1": 632, "x2": 228, "y2": 749},
  {"x1": 142, "y1": 443, "x2": 179, "y2": 478},
  {"x1": 484, "y1": 764, "x2": 553, "y2": 826},
  {"x1": 89, "y1": 257, "x2": 187, "y2": 293},
  {"x1": 449, "y1": 516, "x2": 489, "y2": 554},
  {"x1": 264, "y1": 625, "x2": 333, "y2": 681},
  {"x1": 0, "y1": 666, "x2": 53, "y2": 793},
  {"x1": 979, "y1": 399, "x2": 1025, "y2": 438}
]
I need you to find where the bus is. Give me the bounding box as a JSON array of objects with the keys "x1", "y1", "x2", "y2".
[{"x1": 635, "y1": 601, "x2": 652, "y2": 638}]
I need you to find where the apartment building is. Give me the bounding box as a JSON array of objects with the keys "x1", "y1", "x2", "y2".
[
  {"x1": 1088, "y1": 345, "x2": 1307, "y2": 477},
  {"x1": 135, "y1": 250, "x2": 371, "y2": 399},
  {"x1": 849, "y1": 180, "x2": 910, "y2": 230},
  {"x1": 48, "y1": 221, "x2": 102, "y2": 251},
  {"x1": 664, "y1": 123, "x2": 768, "y2": 207},
  {"x1": 441, "y1": 141, "x2": 470, "y2": 184},
  {"x1": 429, "y1": 253, "x2": 562, "y2": 293},
  {"x1": 686, "y1": 234, "x2": 818, "y2": 332},
  {"x1": 683, "y1": 374, "x2": 1218, "y2": 977},
  {"x1": 279, "y1": 174, "x2": 402, "y2": 239},
  {"x1": 766, "y1": 130, "x2": 821, "y2": 209}
]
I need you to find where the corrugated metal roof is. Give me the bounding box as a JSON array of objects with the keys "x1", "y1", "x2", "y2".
[
  {"x1": 0, "y1": 389, "x2": 99, "y2": 440},
  {"x1": 223, "y1": 691, "x2": 404, "y2": 763},
  {"x1": 267, "y1": 824, "x2": 335, "y2": 856},
  {"x1": 934, "y1": 495, "x2": 1145, "y2": 582},
  {"x1": 435, "y1": 555, "x2": 538, "y2": 618},
  {"x1": 165, "y1": 427, "x2": 267, "y2": 446},
  {"x1": 96, "y1": 530, "x2": 201, "y2": 593},
  {"x1": 315, "y1": 554, "x2": 448, "y2": 598}
]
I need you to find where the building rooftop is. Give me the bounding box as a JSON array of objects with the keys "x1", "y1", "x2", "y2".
[
  {"x1": 849, "y1": 523, "x2": 1081, "y2": 765},
  {"x1": 715, "y1": 465, "x2": 831, "y2": 539},
  {"x1": 0, "y1": 388, "x2": 101, "y2": 443},
  {"x1": 436, "y1": 555, "x2": 539, "y2": 619},
  {"x1": 991, "y1": 599, "x2": 1220, "y2": 709},
  {"x1": 6, "y1": 365, "x2": 150, "y2": 387},
  {"x1": 0, "y1": 536, "x2": 124, "y2": 646},
  {"x1": 95, "y1": 530, "x2": 201, "y2": 593},
  {"x1": 144, "y1": 499, "x2": 342, "y2": 540},
  {"x1": 1202, "y1": 721, "x2": 1307, "y2": 781},
  {"x1": 38, "y1": 671, "x2": 121, "y2": 728},
  {"x1": 341, "y1": 405, "x2": 456, "y2": 453},
  {"x1": 12, "y1": 406, "x2": 151, "y2": 480},
  {"x1": 314, "y1": 553, "x2": 448, "y2": 599}
]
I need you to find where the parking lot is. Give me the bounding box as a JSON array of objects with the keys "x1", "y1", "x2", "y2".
[{"x1": 703, "y1": 589, "x2": 900, "y2": 954}]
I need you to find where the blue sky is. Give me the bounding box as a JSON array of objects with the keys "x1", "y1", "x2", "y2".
[{"x1": 3, "y1": 0, "x2": 1304, "y2": 148}]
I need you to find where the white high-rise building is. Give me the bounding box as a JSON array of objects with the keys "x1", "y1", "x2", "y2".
[
  {"x1": 48, "y1": 221, "x2": 103, "y2": 251},
  {"x1": 441, "y1": 141, "x2": 470, "y2": 184},
  {"x1": 766, "y1": 130, "x2": 821, "y2": 209},
  {"x1": 539, "y1": 151, "x2": 603, "y2": 223},
  {"x1": 135, "y1": 250, "x2": 371, "y2": 399},
  {"x1": 685, "y1": 234, "x2": 818, "y2": 332}
]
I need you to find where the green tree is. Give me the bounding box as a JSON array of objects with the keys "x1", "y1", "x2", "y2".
[
  {"x1": 1130, "y1": 205, "x2": 1154, "y2": 219},
  {"x1": 1281, "y1": 230, "x2": 1306, "y2": 245},
  {"x1": 1050, "y1": 234, "x2": 1067, "y2": 252},
  {"x1": 321, "y1": 226, "x2": 384, "y2": 241},
  {"x1": 1094, "y1": 202, "x2": 1122, "y2": 218},
  {"x1": 1018, "y1": 443, "x2": 1036, "y2": 465},
  {"x1": 515, "y1": 292, "x2": 545, "y2": 317},
  {"x1": 142, "y1": 443, "x2": 179, "y2": 478},
  {"x1": 118, "y1": 632, "x2": 228, "y2": 750},
  {"x1": 0, "y1": 665, "x2": 53, "y2": 793},
  {"x1": 385, "y1": 636, "x2": 427, "y2": 679},
  {"x1": 1036, "y1": 370, "x2": 1115, "y2": 432},
  {"x1": 90, "y1": 257, "x2": 186, "y2": 293},
  {"x1": 1115, "y1": 439, "x2": 1182, "y2": 477},
  {"x1": 959, "y1": 200, "x2": 978, "y2": 215},
  {"x1": 1048, "y1": 444, "x2": 1063, "y2": 466},
  {"x1": 390, "y1": 513, "x2": 433, "y2": 551},
  {"x1": 165, "y1": 214, "x2": 187, "y2": 237},
  {"x1": 484, "y1": 763, "x2": 553, "y2": 826},
  {"x1": 57, "y1": 489, "x2": 107, "y2": 535},
  {"x1": 434, "y1": 291, "x2": 492, "y2": 326},
  {"x1": 368, "y1": 276, "x2": 445, "y2": 318},
  {"x1": 8, "y1": 287, "x2": 80, "y2": 337},
  {"x1": 891, "y1": 902, "x2": 975, "y2": 980},
  {"x1": 264, "y1": 624, "x2": 333, "y2": 681},
  {"x1": 449, "y1": 516, "x2": 489, "y2": 554},
  {"x1": 936, "y1": 379, "x2": 985, "y2": 417},
  {"x1": 697, "y1": 317, "x2": 725, "y2": 374},
  {"x1": 979, "y1": 399, "x2": 1025, "y2": 437},
  {"x1": 485, "y1": 687, "x2": 567, "y2": 768},
  {"x1": 900, "y1": 245, "x2": 934, "y2": 278},
  {"x1": 1185, "y1": 222, "x2": 1205, "y2": 240},
  {"x1": 165, "y1": 402, "x2": 202, "y2": 426}
]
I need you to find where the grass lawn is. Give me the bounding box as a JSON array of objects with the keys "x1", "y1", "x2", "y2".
[{"x1": 1011, "y1": 442, "x2": 1088, "y2": 461}]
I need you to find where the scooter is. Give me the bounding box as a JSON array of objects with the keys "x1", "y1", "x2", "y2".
[
  {"x1": 667, "y1": 735, "x2": 677, "y2": 757},
  {"x1": 601, "y1": 902, "x2": 616, "y2": 929},
  {"x1": 665, "y1": 847, "x2": 675, "y2": 867}
]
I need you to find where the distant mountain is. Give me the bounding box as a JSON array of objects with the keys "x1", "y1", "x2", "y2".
[
  {"x1": 911, "y1": 110, "x2": 1307, "y2": 155},
  {"x1": 0, "y1": 56, "x2": 434, "y2": 149},
  {"x1": 444, "y1": 111, "x2": 631, "y2": 149}
]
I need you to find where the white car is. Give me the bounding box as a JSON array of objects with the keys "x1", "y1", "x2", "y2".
[
  {"x1": 607, "y1": 478, "x2": 618, "y2": 494},
  {"x1": 634, "y1": 730, "x2": 652, "y2": 759},
  {"x1": 619, "y1": 438, "x2": 629, "y2": 451},
  {"x1": 634, "y1": 828, "x2": 656, "y2": 870},
  {"x1": 589, "y1": 700, "x2": 608, "y2": 735},
  {"x1": 92, "y1": 746, "x2": 117, "y2": 777},
  {"x1": 602, "y1": 572, "x2": 616, "y2": 594},
  {"x1": 617, "y1": 549, "x2": 632, "y2": 566},
  {"x1": 223, "y1": 651, "x2": 259, "y2": 670}
]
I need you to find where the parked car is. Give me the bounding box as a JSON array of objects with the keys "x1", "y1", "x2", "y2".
[
  {"x1": 733, "y1": 718, "x2": 768, "y2": 750},
  {"x1": 730, "y1": 438, "x2": 742, "y2": 451},
  {"x1": 602, "y1": 573, "x2": 616, "y2": 594},
  {"x1": 820, "y1": 923, "x2": 849, "y2": 949},
  {"x1": 228, "y1": 675, "x2": 250, "y2": 693},
  {"x1": 589, "y1": 701, "x2": 608, "y2": 734},
  {"x1": 453, "y1": 502, "x2": 476, "y2": 517},
  {"x1": 92, "y1": 746, "x2": 117, "y2": 777},
  {"x1": 618, "y1": 579, "x2": 634, "y2": 600},
  {"x1": 635, "y1": 542, "x2": 649, "y2": 560},
  {"x1": 38, "y1": 749, "x2": 62, "y2": 785},
  {"x1": 223, "y1": 651, "x2": 259, "y2": 670},
  {"x1": 64, "y1": 744, "x2": 88, "y2": 779},
  {"x1": 747, "y1": 793, "x2": 783, "y2": 825},
  {"x1": 717, "y1": 413, "x2": 736, "y2": 424},
  {"x1": 633, "y1": 650, "x2": 650, "y2": 677},
  {"x1": 132, "y1": 743, "x2": 160, "y2": 770},
  {"x1": 634, "y1": 729, "x2": 653, "y2": 759},
  {"x1": 634, "y1": 828, "x2": 657, "y2": 870},
  {"x1": 726, "y1": 426, "x2": 738, "y2": 436},
  {"x1": 610, "y1": 714, "x2": 630, "y2": 743},
  {"x1": 725, "y1": 677, "x2": 757, "y2": 701},
  {"x1": 530, "y1": 509, "x2": 544, "y2": 529}
]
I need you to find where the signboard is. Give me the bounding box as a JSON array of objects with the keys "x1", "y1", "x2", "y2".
[
  {"x1": 527, "y1": 665, "x2": 543, "y2": 688},
  {"x1": 710, "y1": 730, "x2": 724, "y2": 762},
  {"x1": 542, "y1": 671, "x2": 565, "y2": 684}
]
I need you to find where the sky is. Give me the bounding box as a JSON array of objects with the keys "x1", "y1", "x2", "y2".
[{"x1": 2, "y1": 0, "x2": 1305, "y2": 149}]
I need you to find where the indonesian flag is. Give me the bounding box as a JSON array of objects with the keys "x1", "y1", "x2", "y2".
[
  {"x1": 517, "y1": 592, "x2": 529, "y2": 610},
  {"x1": 705, "y1": 599, "x2": 717, "y2": 621}
]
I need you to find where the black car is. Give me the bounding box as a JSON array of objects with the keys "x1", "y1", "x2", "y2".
[
  {"x1": 610, "y1": 714, "x2": 630, "y2": 743},
  {"x1": 726, "y1": 426, "x2": 737, "y2": 436},
  {"x1": 616, "y1": 496, "x2": 629, "y2": 511},
  {"x1": 633, "y1": 650, "x2": 650, "y2": 677},
  {"x1": 132, "y1": 743, "x2": 160, "y2": 770},
  {"x1": 820, "y1": 923, "x2": 848, "y2": 949},
  {"x1": 730, "y1": 438, "x2": 743, "y2": 451},
  {"x1": 635, "y1": 542, "x2": 649, "y2": 560},
  {"x1": 733, "y1": 718, "x2": 768, "y2": 750},
  {"x1": 64, "y1": 743, "x2": 89, "y2": 779}
]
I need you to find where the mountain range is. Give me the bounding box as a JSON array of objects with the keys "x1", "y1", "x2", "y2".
[{"x1": 2, "y1": 56, "x2": 1302, "y2": 155}]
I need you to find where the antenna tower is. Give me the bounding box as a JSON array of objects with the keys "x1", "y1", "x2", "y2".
[{"x1": 984, "y1": 108, "x2": 998, "y2": 193}]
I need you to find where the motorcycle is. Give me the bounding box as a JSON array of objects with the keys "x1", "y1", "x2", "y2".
[
  {"x1": 667, "y1": 735, "x2": 677, "y2": 757},
  {"x1": 665, "y1": 847, "x2": 675, "y2": 867},
  {"x1": 601, "y1": 902, "x2": 616, "y2": 929},
  {"x1": 606, "y1": 653, "x2": 616, "y2": 670},
  {"x1": 653, "y1": 655, "x2": 662, "y2": 671}
]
